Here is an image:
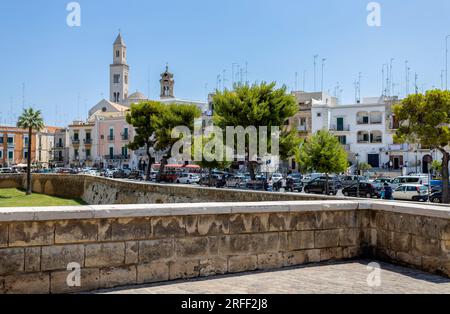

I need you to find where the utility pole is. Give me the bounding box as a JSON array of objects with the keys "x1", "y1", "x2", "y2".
[
  {"x1": 321, "y1": 58, "x2": 326, "y2": 93},
  {"x1": 313, "y1": 55, "x2": 318, "y2": 91}
]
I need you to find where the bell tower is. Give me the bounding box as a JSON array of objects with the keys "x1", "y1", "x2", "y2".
[
  {"x1": 110, "y1": 32, "x2": 129, "y2": 103},
  {"x1": 160, "y1": 64, "x2": 175, "y2": 99}
]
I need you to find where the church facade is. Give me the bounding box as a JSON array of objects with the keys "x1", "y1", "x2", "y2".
[{"x1": 67, "y1": 33, "x2": 207, "y2": 170}]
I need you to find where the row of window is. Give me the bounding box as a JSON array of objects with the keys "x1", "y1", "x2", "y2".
[
  {"x1": 336, "y1": 131, "x2": 383, "y2": 145},
  {"x1": 0, "y1": 150, "x2": 28, "y2": 160},
  {"x1": 0, "y1": 135, "x2": 29, "y2": 145},
  {"x1": 72, "y1": 147, "x2": 129, "y2": 160}
]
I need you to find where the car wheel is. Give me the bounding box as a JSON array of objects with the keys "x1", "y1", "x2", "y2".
[
  {"x1": 187, "y1": 181, "x2": 190, "y2": 184},
  {"x1": 344, "y1": 191, "x2": 349, "y2": 197},
  {"x1": 304, "y1": 188, "x2": 310, "y2": 194},
  {"x1": 432, "y1": 197, "x2": 441, "y2": 203}
]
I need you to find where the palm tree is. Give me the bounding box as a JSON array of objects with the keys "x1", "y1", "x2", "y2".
[{"x1": 17, "y1": 108, "x2": 45, "y2": 195}]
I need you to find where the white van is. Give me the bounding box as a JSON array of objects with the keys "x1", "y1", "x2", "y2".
[{"x1": 390, "y1": 175, "x2": 429, "y2": 189}]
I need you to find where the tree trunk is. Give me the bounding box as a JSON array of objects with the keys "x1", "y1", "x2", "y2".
[
  {"x1": 248, "y1": 161, "x2": 256, "y2": 181},
  {"x1": 325, "y1": 172, "x2": 329, "y2": 195},
  {"x1": 157, "y1": 156, "x2": 168, "y2": 183},
  {"x1": 441, "y1": 149, "x2": 450, "y2": 204},
  {"x1": 26, "y1": 127, "x2": 32, "y2": 195},
  {"x1": 145, "y1": 146, "x2": 152, "y2": 182}
]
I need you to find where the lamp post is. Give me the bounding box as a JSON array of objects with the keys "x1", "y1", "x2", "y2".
[{"x1": 355, "y1": 153, "x2": 360, "y2": 197}]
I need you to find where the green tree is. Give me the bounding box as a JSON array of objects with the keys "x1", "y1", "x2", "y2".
[
  {"x1": 431, "y1": 160, "x2": 443, "y2": 178},
  {"x1": 394, "y1": 90, "x2": 450, "y2": 203},
  {"x1": 17, "y1": 108, "x2": 45, "y2": 195},
  {"x1": 296, "y1": 130, "x2": 348, "y2": 195},
  {"x1": 358, "y1": 162, "x2": 372, "y2": 174},
  {"x1": 126, "y1": 101, "x2": 166, "y2": 181},
  {"x1": 154, "y1": 103, "x2": 202, "y2": 181},
  {"x1": 212, "y1": 82, "x2": 300, "y2": 179}
]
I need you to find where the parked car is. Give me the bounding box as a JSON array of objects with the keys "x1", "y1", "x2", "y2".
[
  {"x1": 176, "y1": 173, "x2": 200, "y2": 184},
  {"x1": 246, "y1": 176, "x2": 268, "y2": 191},
  {"x1": 128, "y1": 170, "x2": 144, "y2": 181},
  {"x1": 340, "y1": 175, "x2": 367, "y2": 188},
  {"x1": 0, "y1": 167, "x2": 15, "y2": 174},
  {"x1": 301, "y1": 173, "x2": 324, "y2": 184},
  {"x1": 429, "y1": 191, "x2": 442, "y2": 203},
  {"x1": 225, "y1": 174, "x2": 245, "y2": 188},
  {"x1": 112, "y1": 169, "x2": 131, "y2": 179},
  {"x1": 286, "y1": 175, "x2": 303, "y2": 192},
  {"x1": 392, "y1": 184, "x2": 429, "y2": 202},
  {"x1": 199, "y1": 174, "x2": 222, "y2": 187},
  {"x1": 390, "y1": 176, "x2": 429, "y2": 189},
  {"x1": 342, "y1": 182, "x2": 381, "y2": 198},
  {"x1": 271, "y1": 173, "x2": 283, "y2": 183},
  {"x1": 303, "y1": 179, "x2": 338, "y2": 195},
  {"x1": 370, "y1": 177, "x2": 393, "y2": 189}
]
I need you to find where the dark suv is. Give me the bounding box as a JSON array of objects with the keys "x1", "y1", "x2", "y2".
[
  {"x1": 303, "y1": 179, "x2": 338, "y2": 195},
  {"x1": 342, "y1": 182, "x2": 381, "y2": 198}
]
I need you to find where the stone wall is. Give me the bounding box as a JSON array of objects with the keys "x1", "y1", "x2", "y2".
[
  {"x1": 0, "y1": 200, "x2": 449, "y2": 293},
  {"x1": 0, "y1": 174, "x2": 344, "y2": 205}
]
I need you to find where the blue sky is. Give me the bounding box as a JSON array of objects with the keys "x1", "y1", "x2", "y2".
[{"x1": 1, "y1": 0, "x2": 450, "y2": 126}]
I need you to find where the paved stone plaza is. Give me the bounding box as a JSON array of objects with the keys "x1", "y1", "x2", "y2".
[{"x1": 97, "y1": 260, "x2": 450, "y2": 294}]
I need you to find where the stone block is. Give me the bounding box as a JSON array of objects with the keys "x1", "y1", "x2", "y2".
[
  {"x1": 229, "y1": 214, "x2": 268, "y2": 234},
  {"x1": 137, "y1": 262, "x2": 169, "y2": 284},
  {"x1": 199, "y1": 257, "x2": 228, "y2": 277},
  {"x1": 322, "y1": 211, "x2": 356, "y2": 229},
  {"x1": 9, "y1": 221, "x2": 54, "y2": 247},
  {"x1": 3, "y1": 273, "x2": 50, "y2": 294},
  {"x1": 0, "y1": 248, "x2": 25, "y2": 275},
  {"x1": 55, "y1": 220, "x2": 98, "y2": 244},
  {"x1": 41, "y1": 245, "x2": 84, "y2": 271},
  {"x1": 320, "y1": 247, "x2": 343, "y2": 261},
  {"x1": 99, "y1": 265, "x2": 137, "y2": 289},
  {"x1": 50, "y1": 268, "x2": 100, "y2": 294},
  {"x1": 151, "y1": 217, "x2": 185, "y2": 238},
  {"x1": 257, "y1": 253, "x2": 283, "y2": 270},
  {"x1": 342, "y1": 246, "x2": 360, "y2": 259},
  {"x1": 287, "y1": 231, "x2": 315, "y2": 250},
  {"x1": 125, "y1": 241, "x2": 139, "y2": 265},
  {"x1": 314, "y1": 229, "x2": 340, "y2": 248},
  {"x1": 439, "y1": 221, "x2": 450, "y2": 241},
  {"x1": 268, "y1": 213, "x2": 292, "y2": 232},
  {"x1": 169, "y1": 260, "x2": 200, "y2": 280},
  {"x1": 422, "y1": 256, "x2": 440, "y2": 273},
  {"x1": 98, "y1": 219, "x2": 112, "y2": 241},
  {"x1": 0, "y1": 224, "x2": 8, "y2": 248},
  {"x1": 85, "y1": 242, "x2": 125, "y2": 268},
  {"x1": 390, "y1": 232, "x2": 411, "y2": 253},
  {"x1": 228, "y1": 255, "x2": 257, "y2": 273},
  {"x1": 339, "y1": 229, "x2": 361, "y2": 247},
  {"x1": 139, "y1": 239, "x2": 174, "y2": 263},
  {"x1": 396, "y1": 252, "x2": 422, "y2": 267},
  {"x1": 111, "y1": 218, "x2": 151, "y2": 241},
  {"x1": 291, "y1": 212, "x2": 322, "y2": 230},
  {"x1": 218, "y1": 235, "x2": 251, "y2": 255},
  {"x1": 175, "y1": 237, "x2": 218, "y2": 258},
  {"x1": 25, "y1": 247, "x2": 41, "y2": 272},
  {"x1": 412, "y1": 236, "x2": 440, "y2": 256},
  {"x1": 283, "y1": 249, "x2": 320, "y2": 267}
]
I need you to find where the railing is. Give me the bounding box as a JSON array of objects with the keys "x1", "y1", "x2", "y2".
[
  {"x1": 297, "y1": 125, "x2": 308, "y2": 132},
  {"x1": 84, "y1": 139, "x2": 92, "y2": 145},
  {"x1": 121, "y1": 134, "x2": 129, "y2": 141},
  {"x1": 107, "y1": 135, "x2": 115, "y2": 141},
  {"x1": 71, "y1": 138, "x2": 80, "y2": 145},
  {"x1": 330, "y1": 125, "x2": 350, "y2": 132},
  {"x1": 55, "y1": 143, "x2": 64, "y2": 148}
]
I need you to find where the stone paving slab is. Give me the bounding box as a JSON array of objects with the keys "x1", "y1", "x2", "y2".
[{"x1": 96, "y1": 260, "x2": 450, "y2": 294}]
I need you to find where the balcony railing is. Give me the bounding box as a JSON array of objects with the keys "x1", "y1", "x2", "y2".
[
  {"x1": 104, "y1": 154, "x2": 130, "y2": 160},
  {"x1": 84, "y1": 139, "x2": 92, "y2": 145},
  {"x1": 297, "y1": 125, "x2": 308, "y2": 132},
  {"x1": 55, "y1": 143, "x2": 64, "y2": 148},
  {"x1": 107, "y1": 135, "x2": 115, "y2": 141},
  {"x1": 121, "y1": 134, "x2": 129, "y2": 140},
  {"x1": 72, "y1": 138, "x2": 80, "y2": 145},
  {"x1": 330, "y1": 125, "x2": 350, "y2": 132}
]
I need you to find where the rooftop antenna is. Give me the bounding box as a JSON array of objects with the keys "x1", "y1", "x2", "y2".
[
  {"x1": 245, "y1": 61, "x2": 248, "y2": 85},
  {"x1": 405, "y1": 60, "x2": 410, "y2": 96},
  {"x1": 294, "y1": 72, "x2": 298, "y2": 91},
  {"x1": 441, "y1": 70, "x2": 445, "y2": 90},
  {"x1": 313, "y1": 55, "x2": 318, "y2": 91},
  {"x1": 303, "y1": 70, "x2": 307, "y2": 91},
  {"x1": 222, "y1": 69, "x2": 227, "y2": 91},
  {"x1": 321, "y1": 58, "x2": 326, "y2": 93},
  {"x1": 232, "y1": 63, "x2": 238, "y2": 87},
  {"x1": 354, "y1": 80, "x2": 358, "y2": 103},
  {"x1": 382, "y1": 64, "x2": 386, "y2": 96},
  {"x1": 389, "y1": 58, "x2": 394, "y2": 97},
  {"x1": 357, "y1": 72, "x2": 362, "y2": 102},
  {"x1": 415, "y1": 73, "x2": 419, "y2": 94}
]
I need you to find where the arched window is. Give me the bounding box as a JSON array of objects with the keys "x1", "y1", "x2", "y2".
[
  {"x1": 370, "y1": 131, "x2": 383, "y2": 143},
  {"x1": 357, "y1": 131, "x2": 369, "y2": 143},
  {"x1": 116, "y1": 50, "x2": 120, "y2": 58},
  {"x1": 370, "y1": 111, "x2": 382, "y2": 124},
  {"x1": 357, "y1": 112, "x2": 369, "y2": 124}
]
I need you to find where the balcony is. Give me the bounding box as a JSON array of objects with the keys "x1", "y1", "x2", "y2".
[
  {"x1": 121, "y1": 133, "x2": 129, "y2": 141},
  {"x1": 107, "y1": 135, "x2": 115, "y2": 141},
  {"x1": 71, "y1": 138, "x2": 80, "y2": 145},
  {"x1": 297, "y1": 125, "x2": 308, "y2": 132},
  {"x1": 104, "y1": 154, "x2": 130, "y2": 160},
  {"x1": 55, "y1": 143, "x2": 64, "y2": 148},
  {"x1": 84, "y1": 139, "x2": 92, "y2": 145},
  {"x1": 330, "y1": 125, "x2": 350, "y2": 132}
]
